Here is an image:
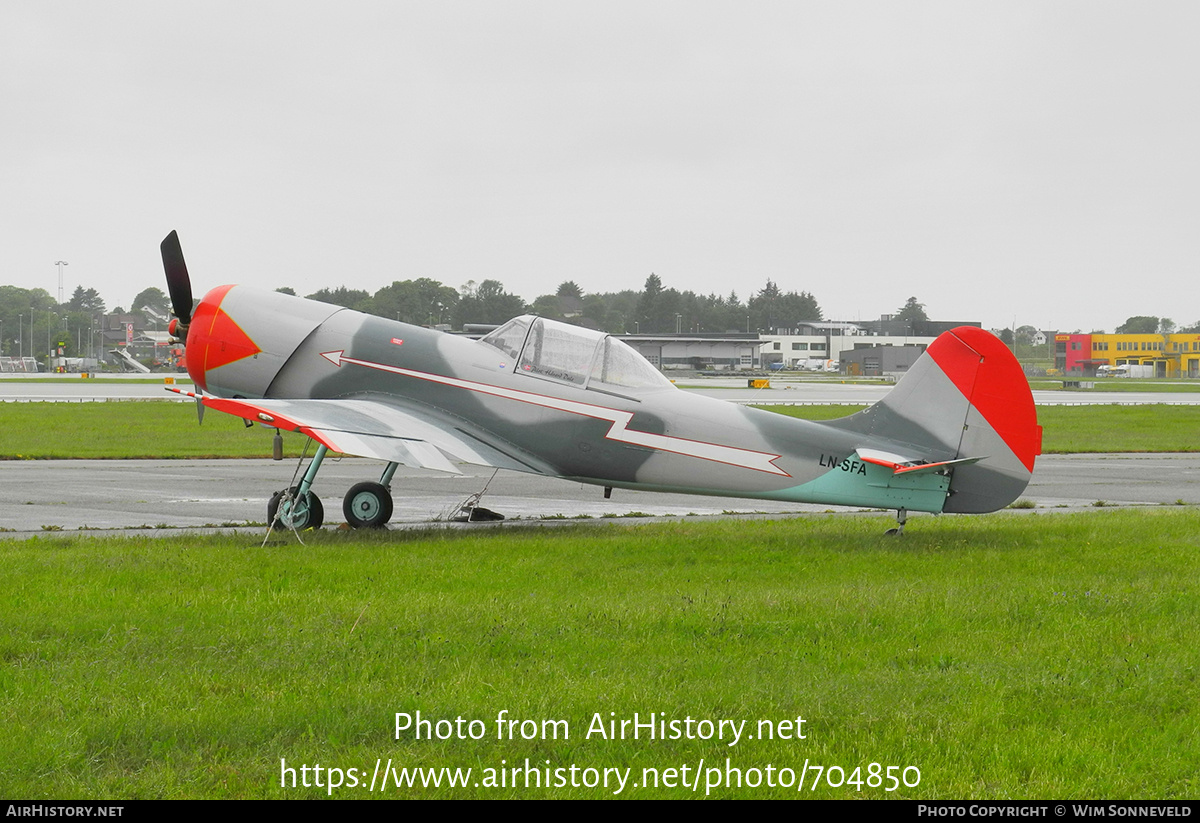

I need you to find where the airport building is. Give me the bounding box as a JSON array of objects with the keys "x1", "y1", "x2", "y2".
[
  {"x1": 840, "y1": 344, "x2": 928, "y2": 377},
  {"x1": 1055, "y1": 333, "x2": 1200, "y2": 378},
  {"x1": 1054, "y1": 334, "x2": 1096, "y2": 374},
  {"x1": 757, "y1": 318, "x2": 980, "y2": 371},
  {"x1": 619, "y1": 332, "x2": 766, "y2": 371}
]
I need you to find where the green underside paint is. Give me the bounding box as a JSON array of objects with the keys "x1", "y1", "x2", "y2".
[
  {"x1": 570, "y1": 455, "x2": 950, "y2": 513},
  {"x1": 764, "y1": 456, "x2": 950, "y2": 512}
]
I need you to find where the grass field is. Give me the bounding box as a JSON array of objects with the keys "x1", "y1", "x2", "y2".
[
  {"x1": 757, "y1": 404, "x2": 1200, "y2": 454},
  {"x1": 2, "y1": 401, "x2": 1199, "y2": 459},
  {"x1": 0, "y1": 402, "x2": 309, "y2": 459},
  {"x1": 2, "y1": 510, "x2": 1198, "y2": 799},
  {"x1": 1028, "y1": 379, "x2": 1200, "y2": 393}
]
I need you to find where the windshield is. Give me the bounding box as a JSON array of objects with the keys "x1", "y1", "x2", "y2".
[
  {"x1": 479, "y1": 316, "x2": 530, "y2": 360},
  {"x1": 480, "y1": 316, "x2": 672, "y2": 392}
]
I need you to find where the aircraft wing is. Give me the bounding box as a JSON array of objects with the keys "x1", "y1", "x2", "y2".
[{"x1": 167, "y1": 388, "x2": 551, "y2": 475}]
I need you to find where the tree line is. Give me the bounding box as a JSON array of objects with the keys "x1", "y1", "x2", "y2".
[
  {"x1": 0, "y1": 275, "x2": 825, "y2": 358},
  {"x1": 3, "y1": 274, "x2": 1195, "y2": 360},
  {"x1": 301, "y1": 273, "x2": 823, "y2": 336},
  {"x1": 0, "y1": 283, "x2": 181, "y2": 359}
]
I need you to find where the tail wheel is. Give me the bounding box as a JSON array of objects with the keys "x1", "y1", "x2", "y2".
[
  {"x1": 343, "y1": 482, "x2": 393, "y2": 529},
  {"x1": 268, "y1": 486, "x2": 324, "y2": 530}
]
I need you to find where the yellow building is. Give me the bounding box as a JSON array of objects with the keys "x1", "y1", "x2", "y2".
[{"x1": 1089, "y1": 333, "x2": 1200, "y2": 378}]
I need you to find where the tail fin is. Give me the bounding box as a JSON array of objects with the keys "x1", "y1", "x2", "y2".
[{"x1": 828, "y1": 326, "x2": 1041, "y2": 513}]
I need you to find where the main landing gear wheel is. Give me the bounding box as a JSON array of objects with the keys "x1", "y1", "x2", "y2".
[
  {"x1": 268, "y1": 486, "x2": 325, "y2": 531},
  {"x1": 343, "y1": 481, "x2": 393, "y2": 529}
]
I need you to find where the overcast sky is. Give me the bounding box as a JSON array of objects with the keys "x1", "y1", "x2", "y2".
[{"x1": 3, "y1": 1, "x2": 1196, "y2": 332}]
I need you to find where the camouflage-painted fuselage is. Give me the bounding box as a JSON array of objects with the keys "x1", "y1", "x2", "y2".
[{"x1": 185, "y1": 286, "x2": 1039, "y2": 515}]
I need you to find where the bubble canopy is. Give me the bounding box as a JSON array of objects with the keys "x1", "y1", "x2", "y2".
[{"x1": 479, "y1": 316, "x2": 674, "y2": 392}]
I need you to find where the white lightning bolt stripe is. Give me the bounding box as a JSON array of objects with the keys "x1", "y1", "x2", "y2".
[{"x1": 320, "y1": 350, "x2": 789, "y2": 477}]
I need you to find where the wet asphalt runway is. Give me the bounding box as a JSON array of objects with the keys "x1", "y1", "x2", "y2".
[
  {"x1": 4, "y1": 376, "x2": 1197, "y2": 538},
  {"x1": 2, "y1": 454, "x2": 1197, "y2": 539}
]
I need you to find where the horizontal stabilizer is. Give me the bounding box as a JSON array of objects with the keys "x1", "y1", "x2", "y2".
[{"x1": 856, "y1": 448, "x2": 986, "y2": 476}]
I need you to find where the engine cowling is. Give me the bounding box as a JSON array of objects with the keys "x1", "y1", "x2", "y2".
[{"x1": 185, "y1": 285, "x2": 342, "y2": 398}]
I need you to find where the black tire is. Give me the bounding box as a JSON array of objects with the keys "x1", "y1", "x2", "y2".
[
  {"x1": 268, "y1": 486, "x2": 324, "y2": 530},
  {"x1": 343, "y1": 482, "x2": 393, "y2": 528}
]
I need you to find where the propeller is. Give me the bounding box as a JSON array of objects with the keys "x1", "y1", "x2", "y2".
[
  {"x1": 160, "y1": 230, "x2": 204, "y2": 421},
  {"x1": 160, "y1": 230, "x2": 193, "y2": 329}
]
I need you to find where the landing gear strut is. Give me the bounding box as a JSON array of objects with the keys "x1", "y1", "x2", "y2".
[
  {"x1": 269, "y1": 451, "x2": 403, "y2": 532},
  {"x1": 885, "y1": 507, "x2": 907, "y2": 537}
]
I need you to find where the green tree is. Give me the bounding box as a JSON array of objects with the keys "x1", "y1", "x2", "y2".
[
  {"x1": 67, "y1": 285, "x2": 106, "y2": 314},
  {"x1": 747, "y1": 280, "x2": 820, "y2": 334},
  {"x1": 776, "y1": 290, "x2": 821, "y2": 329},
  {"x1": 1115, "y1": 316, "x2": 1159, "y2": 334},
  {"x1": 530, "y1": 294, "x2": 566, "y2": 320},
  {"x1": 1015, "y1": 325, "x2": 1039, "y2": 346},
  {"x1": 556, "y1": 281, "x2": 583, "y2": 299},
  {"x1": 456, "y1": 280, "x2": 526, "y2": 326},
  {"x1": 307, "y1": 287, "x2": 371, "y2": 311},
  {"x1": 635, "y1": 273, "x2": 665, "y2": 332},
  {"x1": 585, "y1": 290, "x2": 639, "y2": 333},
  {"x1": 895, "y1": 297, "x2": 929, "y2": 324},
  {"x1": 748, "y1": 279, "x2": 782, "y2": 333},
  {"x1": 0, "y1": 286, "x2": 55, "y2": 358},
  {"x1": 60, "y1": 309, "x2": 99, "y2": 357},
  {"x1": 132, "y1": 287, "x2": 171, "y2": 320},
  {"x1": 367, "y1": 279, "x2": 458, "y2": 326}
]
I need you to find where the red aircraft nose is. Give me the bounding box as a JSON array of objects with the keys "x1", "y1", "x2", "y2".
[{"x1": 185, "y1": 284, "x2": 262, "y2": 392}]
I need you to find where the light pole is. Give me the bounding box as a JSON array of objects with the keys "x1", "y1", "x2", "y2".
[
  {"x1": 55, "y1": 261, "x2": 68, "y2": 308},
  {"x1": 18, "y1": 314, "x2": 22, "y2": 360}
]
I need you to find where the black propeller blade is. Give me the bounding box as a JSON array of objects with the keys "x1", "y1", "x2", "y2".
[{"x1": 160, "y1": 230, "x2": 193, "y2": 326}]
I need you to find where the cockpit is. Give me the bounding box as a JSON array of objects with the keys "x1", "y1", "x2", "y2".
[{"x1": 479, "y1": 316, "x2": 674, "y2": 393}]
